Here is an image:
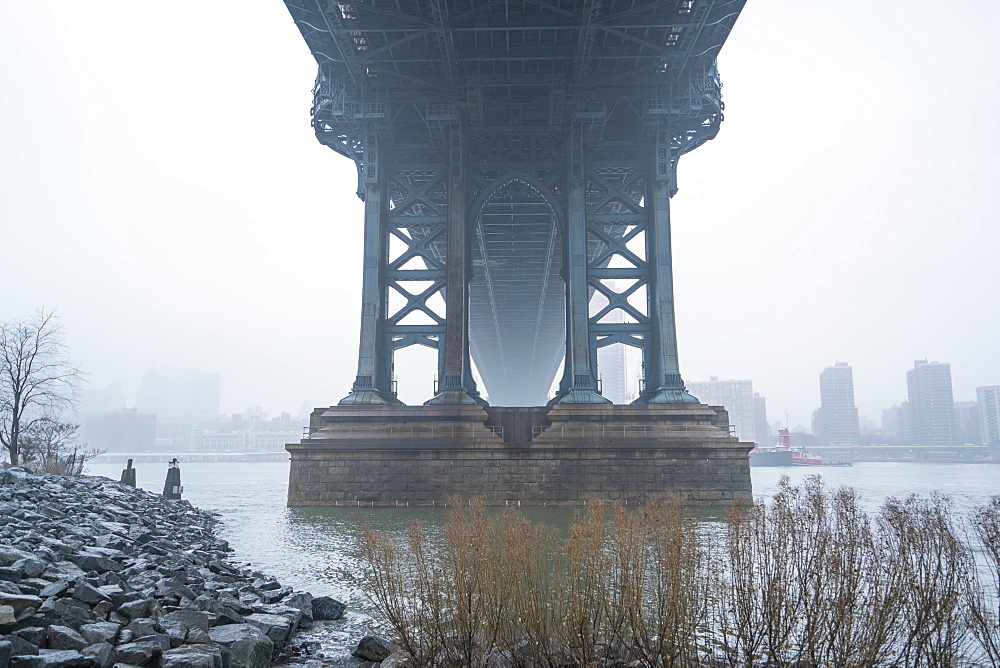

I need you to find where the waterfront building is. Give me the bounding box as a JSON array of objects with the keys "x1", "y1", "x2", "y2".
[
  {"x1": 906, "y1": 360, "x2": 957, "y2": 446},
  {"x1": 817, "y1": 362, "x2": 861, "y2": 446},
  {"x1": 954, "y1": 401, "x2": 983, "y2": 445},
  {"x1": 688, "y1": 378, "x2": 757, "y2": 444},
  {"x1": 977, "y1": 385, "x2": 1000, "y2": 445},
  {"x1": 188, "y1": 409, "x2": 304, "y2": 452}
]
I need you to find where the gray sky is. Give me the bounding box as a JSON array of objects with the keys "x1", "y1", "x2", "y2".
[{"x1": 2, "y1": 1, "x2": 998, "y2": 429}]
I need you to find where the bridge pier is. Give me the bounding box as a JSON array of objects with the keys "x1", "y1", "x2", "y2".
[{"x1": 281, "y1": 0, "x2": 750, "y2": 505}]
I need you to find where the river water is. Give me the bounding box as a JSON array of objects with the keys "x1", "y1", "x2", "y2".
[{"x1": 85, "y1": 460, "x2": 999, "y2": 663}]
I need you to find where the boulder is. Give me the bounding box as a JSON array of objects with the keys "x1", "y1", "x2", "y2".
[
  {"x1": 46, "y1": 626, "x2": 87, "y2": 651},
  {"x1": 114, "y1": 640, "x2": 163, "y2": 666},
  {"x1": 11, "y1": 560, "x2": 45, "y2": 580},
  {"x1": 124, "y1": 620, "x2": 156, "y2": 640},
  {"x1": 281, "y1": 593, "x2": 312, "y2": 626},
  {"x1": 157, "y1": 644, "x2": 223, "y2": 668},
  {"x1": 243, "y1": 613, "x2": 293, "y2": 650},
  {"x1": 81, "y1": 642, "x2": 115, "y2": 668},
  {"x1": 6, "y1": 634, "x2": 39, "y2": 656},
  {"x1": 132, "y1": 634, "x2": 171, "y2": 654},
  {"x1": 78, "y1": 622, "x2": 120, "y2": 646},
  {"x1": 13, "y1": 628, "x2": 46, "y2": 649},
  {"x1": 380, "y1": 649, "x2": 417, "y2": 668},
  {"x1": 37, "y1": 583, "x2": 69, "y2": 600},
  {"x1": 0, "y1": 604, "x2": 16, "y2": 626},
  {"x1": 0, "y1": 549, "x2": 33, "y2": 569},
  {"x1": 0, "y1": 595, "x2": 42, "y2": 616},
  {"x1": 0, "y1": 639, "x2": 12, "y2": 668},
  {"x1": 9, "y1": 650, "x2": 92, "y2": 668},
  {"x1": 0, "y1": 567, "x2": 22, "y2": 583},
  {"x1": 70, "y1": 583, "x2": 108, "y2": 606},
  {"x1": 115, "y1": 600, "x2": 149, "y2": 621},
  {"x1": 352, "y1": 635, "x2": 398, "y2": 662},
  {"x1": 310, "y1": 596, "x2": 345, "y2": 621},
  {"x1": 66, "y1": 555, "x2": 120, "y2": 575},
  {"x1": 158, "y1": 610, "x2": 209, "y2": 633},
  {"x1": 207, "y1": 624, "x2": 273, "y2": 668}
]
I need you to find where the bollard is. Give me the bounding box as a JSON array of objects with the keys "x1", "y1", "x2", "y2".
[
  {"x1": 120, "y1": 459, "x2": 137, "y2": 487},
  {"x1": 162, "y1": 458, "x2": 183, "y2": 500}
]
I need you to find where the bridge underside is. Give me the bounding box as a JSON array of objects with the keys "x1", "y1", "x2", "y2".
[
  {"x1": 282, "y1": 0, "x2": 746, "y2": 408},
  {"x1": 470, "y1": 178, "x2": 565, "y2": 405}
]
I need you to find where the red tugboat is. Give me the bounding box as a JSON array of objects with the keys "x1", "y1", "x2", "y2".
[{"x1": 749, "y1": 428, "x2": 826, "y2": 467}]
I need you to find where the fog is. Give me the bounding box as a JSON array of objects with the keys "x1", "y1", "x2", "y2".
[{"x1": 2, "y1": 1, "x2": 998, "y2": 428}]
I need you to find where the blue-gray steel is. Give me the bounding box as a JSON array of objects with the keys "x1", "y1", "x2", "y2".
[{"x1": 282, "y1": 0, "x2": 746, "y2": 406}]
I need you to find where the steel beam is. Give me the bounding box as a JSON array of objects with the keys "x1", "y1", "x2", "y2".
[
  {"x1": 554, "y1": 125, "x2": 610, "y2": 405},
  {"x1": 635, "y1": 127, "x2": 698, "y2": 404},
  {"x1": 427, "y1": 127, "x2": 483, "y2": 405},
  {"x1": 340, "y1": 136, "x2": 401, "y2": 405}
]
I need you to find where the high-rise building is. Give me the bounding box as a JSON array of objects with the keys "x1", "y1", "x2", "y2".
[
  {"x1": 954, "y1": 401, "x2": 982, "y2": 445},
  {"x1": 597, "y1": 343, "x2": 628, "y2": 404},
  {"x1": 906, "y1": 360, "x2": 957, "y2": 446},
  {"x1": 977, "y1": 386, "x2": 1000, "y2": 446},
  {"x1": 596, "y1": 282, "x2": 631, "y2": 404},
  {"x1": 753, "y1": 393, "x2": 771, "y2": 446},
  {"x1": 80, "y1": 409, "x2": 157, "y2": 452},
  {"x1": 78, "y1": 381, "x2": 126, "y2": 417},
  {"x1": 688, "y1": 377, "x2": 756, "y2": 443},
  {"x1": 881, "y1": 405, "x2": 900, "y2": 436},
  {"x1": 897, "y1": 402, "x2": 913, "y2": 444},
  {"x1": 817, "y1": 362, "x2": 860, "y2": 446},
  {"x1": 136, "y1": 368, "x2": 221, "y2": 422}
]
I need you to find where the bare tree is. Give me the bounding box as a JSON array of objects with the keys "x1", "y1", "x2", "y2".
[{"x1": 0, "y1": 309, "x2": 83, "y2": 466}]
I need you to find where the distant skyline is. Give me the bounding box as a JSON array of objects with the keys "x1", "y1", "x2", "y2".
[{"x1": 3, "y1": 1, "x2": 998, "y2": 425}]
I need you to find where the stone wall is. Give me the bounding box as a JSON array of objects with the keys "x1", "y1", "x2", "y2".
[{"x1": 287, "y1": 403, "x2": 753, "y2": 507}]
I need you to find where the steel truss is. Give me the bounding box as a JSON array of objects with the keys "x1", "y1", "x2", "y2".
[{"x1": 282, "y1": 0, "x2": 746, "y2": 406}]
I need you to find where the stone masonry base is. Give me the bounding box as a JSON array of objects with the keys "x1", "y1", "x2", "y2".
[{"x1": 286, "y1": 403, "x2": 753, "y2": 507}]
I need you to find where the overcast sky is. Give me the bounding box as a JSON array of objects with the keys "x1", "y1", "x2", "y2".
[{"x1": 2, "y1": 1, "x2": 998, "y2": 430}]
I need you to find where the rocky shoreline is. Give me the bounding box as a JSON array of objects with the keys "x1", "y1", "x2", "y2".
[{"x1": 0, "y1": 467, "x2": 353, "y2": 668}]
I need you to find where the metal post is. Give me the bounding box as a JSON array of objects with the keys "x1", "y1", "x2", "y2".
[
  {"x1": 427, "y1": 127, "x2": 483, "y2": 405},
  {"x1": 554, "y1": 125, "x2": 610, "y2": 405},
  {"x1": 340, "y1": 136, "x2": 400, "y2": 405},
  {"x1": 636, "y1": 127, "x2": 697, "y2": 404}
]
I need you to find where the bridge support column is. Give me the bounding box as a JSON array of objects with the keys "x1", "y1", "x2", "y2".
[
  {"x1": 554, "y1": 126, "x2": 610, "y2": 405},
  {"x1": 340, "y1": 139, "x2": 400, "y2": 406},
  {"x1": 636, "y1": 128, "x2": 697, "y2": 404},
  {"x1": 427, "y1": 127, "x2": 483, "y2": 405}
]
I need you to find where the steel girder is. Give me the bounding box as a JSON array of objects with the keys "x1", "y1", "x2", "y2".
[{"x1": 282, "y1": 0, "x2": 746, "y2": 405}]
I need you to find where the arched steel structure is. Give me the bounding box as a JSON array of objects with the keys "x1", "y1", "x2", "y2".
[{"x1": 282, "y1": 0, "x2": 746, "y2": 406}]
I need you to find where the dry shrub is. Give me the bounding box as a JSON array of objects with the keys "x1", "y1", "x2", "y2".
[
  {"x1": 880, "y1": 494, "x2": 973, "y2": 667},
  {"x1": 358, "y1": 483, "x2": 999, "y2": 667},
  {"x1": 968, "y1": 496, "x2": 1000, "y2": 664}
]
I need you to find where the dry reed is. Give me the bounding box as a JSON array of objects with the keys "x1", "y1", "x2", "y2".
[{"x1": 357, "y1": 480, "x2": 1000, "y2": 667}]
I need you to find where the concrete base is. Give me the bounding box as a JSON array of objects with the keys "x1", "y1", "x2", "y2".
[{"x1": 286, "y1": 403, "x2": 753, "y2": 507}]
